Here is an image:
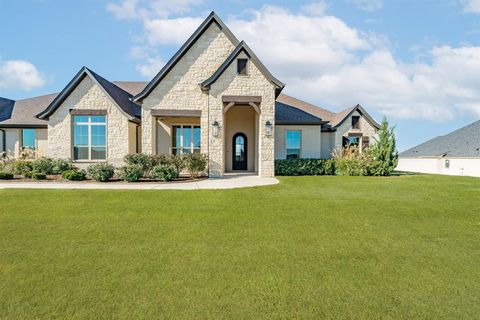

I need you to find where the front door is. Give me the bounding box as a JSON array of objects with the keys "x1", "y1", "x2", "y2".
[{"x1": 232, "y1": 133, "x2": 247, "y2": 170}]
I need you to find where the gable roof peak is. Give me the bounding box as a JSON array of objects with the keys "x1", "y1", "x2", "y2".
[
  {"x1": 36, "y1": 66, "x2": 140, "y2": 122},
  {"x1": 133, "y1": 11, "x2": 240, "y2": 103},
  {"x1": 201, "y1": 40, "x2": 285, "y2": 96}
]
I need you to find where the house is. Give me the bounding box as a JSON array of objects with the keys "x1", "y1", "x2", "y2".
[
  {"x1": 0, "y1": 12, "x2": 379, "y2": 177},
  {"x1": 397, "y1": 120, "x2": 480, "y2": 177}
]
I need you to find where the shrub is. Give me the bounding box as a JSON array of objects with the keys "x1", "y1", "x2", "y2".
[
  {"x1": 0, "y1": 151, "x2": 15, "y2": 174},
  {"x1": 184, "y1": 153, "x2": 207, "y2": 179},
  {"x1": 124, "y1": 153, "x2": 156, "y2": 175},
  {"x1": 25, "y1": 172, "x2": 47, "y2": 180},
  {"x1": 152, "y1": 164, "x2": 178, "y2": 181},
  {"x1": 32, "y1": 157, "x2": 54, "y2": 175},
  {"x1": 155, "y1": 154, "x2": 185, "y2": 176},
  {"x1": 62, "y1": 169, "x2": 86, "y2": 181},
  {"x1": 332, "y1": 146, "x2": 371, "y2": 176},
  {"x1": 13, "y1": 160, "x2": 34, "y2": 175},
  {"x1": 367, "y1": 118, "x2": 399, "y2": 176},
  {"x1": 275, "y1": 159, "x2": 336, "y2": 176},
  {"x1": 0, "y1": 171, "x2": 14, "y2": 180},
  {"x1": 118, "y1": 165, "x2": 144, "y2": 182},
  {"x1": 87, "y1": 163, "x2": 115, "y2": 182},
  {"x1": 52, "y1": 159, "x2": 76, "y2": 175}
]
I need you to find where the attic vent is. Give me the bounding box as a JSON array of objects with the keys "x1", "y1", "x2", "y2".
[{"x1": 237, "y1": 59, "x2": 248, "y2": 75}]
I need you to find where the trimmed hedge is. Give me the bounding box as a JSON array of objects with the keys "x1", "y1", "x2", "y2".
[
  {"x1": 118, "y1": 165, "x2": 144, "y2": 182},
  {"x1": 87, "y1": 163, "x2": 115, "y2": 182},
  {"x1": 152, "y1": 164, "x2": 178, "y2": 181},
  {"x1": 0, "y1": 171, "x2": 14, "y2": 180},
  {"x1": 25, "y1": 172, "x2": 47, "y2": 180},
  {"x1": 275, "y1": 159, "x2": 336, "y2": 176},
  {"x1": 62, "y1": 169, "x2": 86, "y2": 181}
]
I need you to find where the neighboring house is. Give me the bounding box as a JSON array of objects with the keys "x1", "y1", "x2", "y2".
[
  {"x1": 397, "y1": 120, "x2": 480, "y2": 177},
  {"x1": 0, "y1": 12, "x2": 379, "y2": 177}
]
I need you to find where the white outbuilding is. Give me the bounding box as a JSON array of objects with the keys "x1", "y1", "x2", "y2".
[{"x1": 397, "y1": 120, "x2": 480, "y2": 177}]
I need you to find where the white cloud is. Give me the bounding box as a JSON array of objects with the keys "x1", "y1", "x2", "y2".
[
  {"x1": 462, "y1": 0, "x2": 480, "y2": 13},
  {"x1": 107, "y1": 0, "x2": 203, "y2": 20},
  {"x1": 144, "y1": 16, "x2": 204, "y2": 46},
  {"x1": 348, "y1": 0, "x2": 383, "y2": 12},
  {"x1": 301, "y1": 1, "x2": 328, "y2": 16},
  {"x1": 107, "y1": 3, "x2": 480, "y2": 121},
  {"x1": 0, "y1": 59, "x2": 46, "y2": 91}
]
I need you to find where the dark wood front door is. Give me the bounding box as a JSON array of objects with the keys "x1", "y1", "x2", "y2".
[{"x1": 232, "y1": 133, "x2": 247, "y2": 170}]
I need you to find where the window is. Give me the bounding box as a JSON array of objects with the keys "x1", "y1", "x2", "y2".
[
  {"x1": 286, "y1": 130, "x2": 301, "y2": 159},
  {"x1": 73, "y1": 115, "x2": 106, "y2": 160},
  {"x1": 445, "y1": 159, "x2": 450, "y2": 169},
  {"x1": 172, "y1": 125, "x2": 201, "y2": 155},
  {"x1": 348, "y1": 136, "x2": 360, "y2": 146},
  {"x1": 21, "y1": 129, "x2": 36, "y2": 150},
  {"x1": 237, "y1": 58, "x2": 248, "y2": 75},
  {"x1": 362, "y1": 136, "x2": 370, "y2": 150},
  {"x1": 352, "y1": 116, "x2": 360, "y2": 129}
]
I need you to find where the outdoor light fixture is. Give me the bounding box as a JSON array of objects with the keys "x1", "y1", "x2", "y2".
[
  {"x1": 212, "y1": 121, "x2": 220, "y2": 137},
  {"x1": 265, "y1": 121, "x2": 273, "y2": 137}
]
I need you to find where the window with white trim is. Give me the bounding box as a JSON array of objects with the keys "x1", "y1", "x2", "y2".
[
  {"x1": 73, "y1": 115, "x2": 106, "y2": 160},
  {"x1": 172, "y1": 125, "x2": 200, "y2": 155},
  {"x1": 286, "y1": 130, "x2": 301, "y2": 159}
]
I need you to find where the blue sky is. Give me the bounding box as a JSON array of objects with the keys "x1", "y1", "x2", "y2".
[{"x1": 2, "y1": 0, "x2": 480, "y2": 151}]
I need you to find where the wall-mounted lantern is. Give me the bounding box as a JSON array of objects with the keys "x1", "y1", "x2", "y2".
[
  {"x1": 265, "y1": 121, "x2": 273, "y2": 137},
  {"x1": 212, "y1": 121, "x2": 220, "y2": 137}
]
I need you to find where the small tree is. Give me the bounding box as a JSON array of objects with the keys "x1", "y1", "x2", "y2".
[{"x1": 367, "y1": 118, "x2": 398, "y2": 176}]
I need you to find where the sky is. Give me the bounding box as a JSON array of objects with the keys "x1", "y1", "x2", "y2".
[{"x1": 2, "y1": 0, "x2": 480, "y2": 151}]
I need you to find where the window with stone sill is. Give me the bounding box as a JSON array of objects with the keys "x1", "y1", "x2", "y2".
[{"x1": 73, "y1": 115, "x2": 106, "y2": 160}]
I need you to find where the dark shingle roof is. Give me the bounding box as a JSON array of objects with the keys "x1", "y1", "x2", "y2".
[
  {"x1": 37, "y1": 67, "x2": 141, "y2": 121},
  {"x1": 0, "y1": 94, "x2": 56, "y2": 127},
  {"x1": 0, "y1": 80, "x2": 148, "y2": 128},
  {"x1": 88, "y1": 70, "x2": 141, "y2": 118},
  {"x1": 276, "y1": 94, "x2": 380, "y2": 129},
  {"x1": 400, "y1": 120, "x2": 480, "y2": 158},
  {"x1": 275, "y1": 102, "x2": 325, "y2": 125},
  {"x1": 0, "y1": 97, "x2": 15, "y2": 122}
]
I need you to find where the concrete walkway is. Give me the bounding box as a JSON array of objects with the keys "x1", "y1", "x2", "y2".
[{"x1": 0, "y1": 175, "x2": 279, "y2": 190}]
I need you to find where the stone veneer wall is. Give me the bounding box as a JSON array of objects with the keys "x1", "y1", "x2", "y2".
[
  {"x1": 141, "y1": 22, "x2": 236, "y2": 159},
  {"x1": 209, "y1": 51, "x2": 276, "y2": 177},
  {"x1": 334, "y1": 110, "x2": 377, "y2": 151},
  {"x1": 47, "y1": 76, "x2": 131, "y2": 165}
]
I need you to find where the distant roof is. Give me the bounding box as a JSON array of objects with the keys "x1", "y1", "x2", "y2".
[
  {"x1": 275, "y1": 101, "x2": 325, "y2": 125},
  {"x1": 201, "y1": 41, "x2": 284, "y2": 97},
  {"x1": 37, "y1": 67, "x2": 141, "y2": 122},
  {"x1": 133, "y1": 11, "x2": 240, "y2": 103},
  {"x1": 276, "y1": 94, "x2": 379, "y2": 129},
  {"x1": 0, "y1": 94, "x2": 57, "y2": 127},
  {"x1": 400, "y1": 120, "x2": 480, "y2": 158}
]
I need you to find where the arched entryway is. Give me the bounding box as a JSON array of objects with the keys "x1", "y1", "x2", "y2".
[{"x1": 232, "y1": 132, "x2": 247, "y2": 170}]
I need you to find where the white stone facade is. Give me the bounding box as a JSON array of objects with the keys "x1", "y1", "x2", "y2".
[
  {"x1": 334, "y1": 111, "x2": 377, "y2": 152},
  {"x1": 47, "y1": 76, "x2": 134, "y2": 165},
  {"x1": 140, "y1": 22, "x2": 276, "y2": 177}
]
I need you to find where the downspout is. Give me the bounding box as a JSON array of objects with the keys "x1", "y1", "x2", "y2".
[
  {"x1": 0, "y1": 128, "x2": 5, "y2": 153},
  {"x1": 207, "y1": 91, "x2": 210, "y2": 177}
]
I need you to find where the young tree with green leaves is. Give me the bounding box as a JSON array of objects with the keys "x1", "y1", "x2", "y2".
[{"x1": 367, "y1": 118, "x2": 398, "y2": 176}]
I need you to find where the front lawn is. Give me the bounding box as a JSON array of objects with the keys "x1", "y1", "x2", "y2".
[{"x1": 1, "y1": 175, "x2": 479, "y2": 319}]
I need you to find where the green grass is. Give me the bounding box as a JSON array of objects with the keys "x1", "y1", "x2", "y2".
[{"x1": 1, "y1": 175, "x2": 479, "y2": 319}]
